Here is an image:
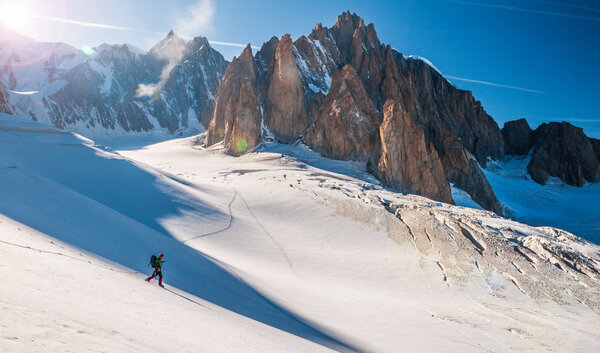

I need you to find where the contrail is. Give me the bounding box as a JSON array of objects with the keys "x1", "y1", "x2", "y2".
[
  {"x1": 527, "y1": 0, "x2": 600, "y2": 13},
  {"x1": 528, "y1": 117, "x2": 600, "y2": 123},
  {"x1": 445, "y1": 0, "x2": 600, "y2": 23},
  {"x1": 445, "y1": 75, "x2": 544, "y2": 94},
  {"x1": 29, "y1": 15, "x2": 163, "y2": 35},
  {"x1": 209, "y1": 40, "x2": 260, "y2": 50},
  {"x1": 29, "y1": 15, "x2": 258, "y2": 49}
]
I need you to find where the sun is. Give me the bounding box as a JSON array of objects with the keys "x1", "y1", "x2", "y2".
[{"x1": 0, "y1": 1, "x2": 31, "y2": 29}]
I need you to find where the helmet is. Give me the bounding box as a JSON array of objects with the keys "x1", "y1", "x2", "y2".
[{"x1": 159, "y1": 253, "x2": 164, "y2": 258}]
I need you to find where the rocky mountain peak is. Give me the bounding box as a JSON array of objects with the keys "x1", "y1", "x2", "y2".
[
  {"x1": 189, "y1": 36, "x2": 210, "y2": 51},
  {"x1": 150, "y1": 30, "x2": 186, "y2": 54},
  {"x1": 256, "y1": 36, "x2": 279, "y2": 73},
  {"x1": 502, "y1": 118, "x2": 533, "y2": 156},
  {"x1": 239, "y1": 44, "x2": 254, "y2": 61},
  {"x1": 264, "y1": 32, "x2": 308, "y2": 142},
  {"x1": 334, "y1": 11, "x2": 365, "y2": 30},
  {"x1": 206, "y1": 39, "x2": 261, "y2": 153},
  {"x1": 528, "y1": 122, "x2": 600, "y2": 186}
]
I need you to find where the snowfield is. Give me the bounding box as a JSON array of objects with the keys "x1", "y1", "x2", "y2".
[
  {"x1": 1, "y1": 113, "x2": 599, "y2": 352},
  {"x1": 483, "y1": 156, "x2": 600, "y2": 244}
]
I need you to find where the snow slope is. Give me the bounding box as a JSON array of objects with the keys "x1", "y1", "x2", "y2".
[
  {"x1": 0, "y1": 216, "x2": 335, "y2": 353},
  {"x1": 1, "y1": 113, "x2": 600, "y2": 352},
  {"x1": 0, "y1": 113, "x2": 351, "y2": 352},
  {"x1": 482, "y1": 156, "x2": 600, "y2": 244}
]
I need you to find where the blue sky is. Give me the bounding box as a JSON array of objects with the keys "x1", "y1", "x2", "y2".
[{"x1": 2, "y1": 0, "x2": 599, "y2": 137}]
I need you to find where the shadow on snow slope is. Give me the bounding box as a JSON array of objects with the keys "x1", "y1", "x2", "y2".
[{"x1": 0, "y1": 115, "x2": 360, "y2": 352}]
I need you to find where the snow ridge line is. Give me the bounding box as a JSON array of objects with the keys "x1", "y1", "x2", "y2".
[
  {"x1": 0, "y1": 239, "x2": 138, "y2": 274},
  {"x1": 183, "y1": 189, "x2": 237, "y2": 242}
]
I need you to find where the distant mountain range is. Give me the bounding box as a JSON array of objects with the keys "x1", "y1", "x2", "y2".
[
  {"x1": 0, "y1": 25, "x2": 227, "y2": 133},
  {"x1": 1, "y1": 14, "x2": 598, "y2": 214}
]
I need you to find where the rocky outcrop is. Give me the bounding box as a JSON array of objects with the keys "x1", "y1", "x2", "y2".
[
  {"x1": 438, "y1": 133, "x2": 502, "y2": 213},
  {"x1": 206, "y1": 11, "x2": 506, "y2": 213},
  {"x1": 304, "y1": 65, "x2": 380, "y2": 161},
  {"x1": 527, "y1": 122, "x2": 600, "y2": 186},
  {"x1": 501, "y1": 119, "x2": 600, "y2": 187},
  {"x1": 502, "y1": 118, "x2": 534, "y2": 155},
  {"x1": 381, "y1": 53, "x2": 504, "y2": 163},
  {"x1": 207, "y1": 45, "x2": 261, "y2": 155},
  {"x1": 592, "y1": 138, "x2": 600, "y2": 162},
  {"x1": 372, "y1": 101, "x2": 452, "y2": 204},
  {"x1": 0, "y1": 83, "x2": 10, "y2": 114}
]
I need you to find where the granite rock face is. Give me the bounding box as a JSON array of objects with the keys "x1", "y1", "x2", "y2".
[
  {"x1": 527, "y1": 122, "x2": 600, "y2": 186},
  {"x1": 265, "y1": 35, "x2": 309, "y2": 142},
  {"x1": 372, "y1": 101, "x2": 452, "y2": 204},
  {"x1": 206, "y1": 11, "x2": 506, "y2": 213},
  {"x1": 206, "y1": 45, "x2": 261, "y2": 155},
  {"x1": 304, "y1": 65, "x2": 380, "y2": 161},
  {"x1": 502, "y1": 118, "x2": 534, "y2": 156}
]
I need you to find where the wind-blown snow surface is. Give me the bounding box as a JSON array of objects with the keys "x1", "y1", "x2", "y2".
[{"x1": 1, "y1": 113, "x2": 600, "y2": 352}]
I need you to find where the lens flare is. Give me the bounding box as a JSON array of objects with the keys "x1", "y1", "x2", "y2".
[
  {"x1": 0, "y1": 0, "x2": 69, "y2": 70},
  {"x1": 235, "y1": 139, "x2": 248, "y2": 154},
  {"x1": 81, "y1": 46, "x2": 96, "y2": 56},
  {"x1": 0, "y1": 1, "x2": 30, "y2": 29}
]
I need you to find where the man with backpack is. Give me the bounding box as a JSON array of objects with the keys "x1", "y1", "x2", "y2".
[{"x1": 146, "y1": 253, "x2": 166, "y2": 287}]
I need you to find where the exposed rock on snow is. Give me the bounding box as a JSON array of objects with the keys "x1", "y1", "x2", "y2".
[
  {"x1": 502, "y1": 118, "x2": 534, "y2": 156},
  {"x1": 528, "y1": 122, "x2": 600, "y2": 186},
  {"x1": 502, "y1": 119, "x2": 600, "y2": 187}
]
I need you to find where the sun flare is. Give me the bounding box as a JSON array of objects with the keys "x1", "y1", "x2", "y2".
[{"x1": 0, "y1": 1, "x2": 30, "y2": 29}]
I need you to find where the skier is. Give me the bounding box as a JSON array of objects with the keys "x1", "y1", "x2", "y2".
[{"x1": 146, "y1": 253, "x2": 166, "y2": 287}]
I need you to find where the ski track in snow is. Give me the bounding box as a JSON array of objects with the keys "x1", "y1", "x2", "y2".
[
  {"x1": 237, "y1": 189, "x2": 299, "y2": 277},
  {"x1": 184, "y1": 188, "x2": 238, "y2": 241}
]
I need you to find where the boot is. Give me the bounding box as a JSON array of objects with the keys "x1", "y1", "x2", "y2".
[
  {"x1": 145, "y1": 276, "x2": 153, "y2": 282},
  {"x1": 158, "y1": 278, "x2": 164, "y2": 287}
]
